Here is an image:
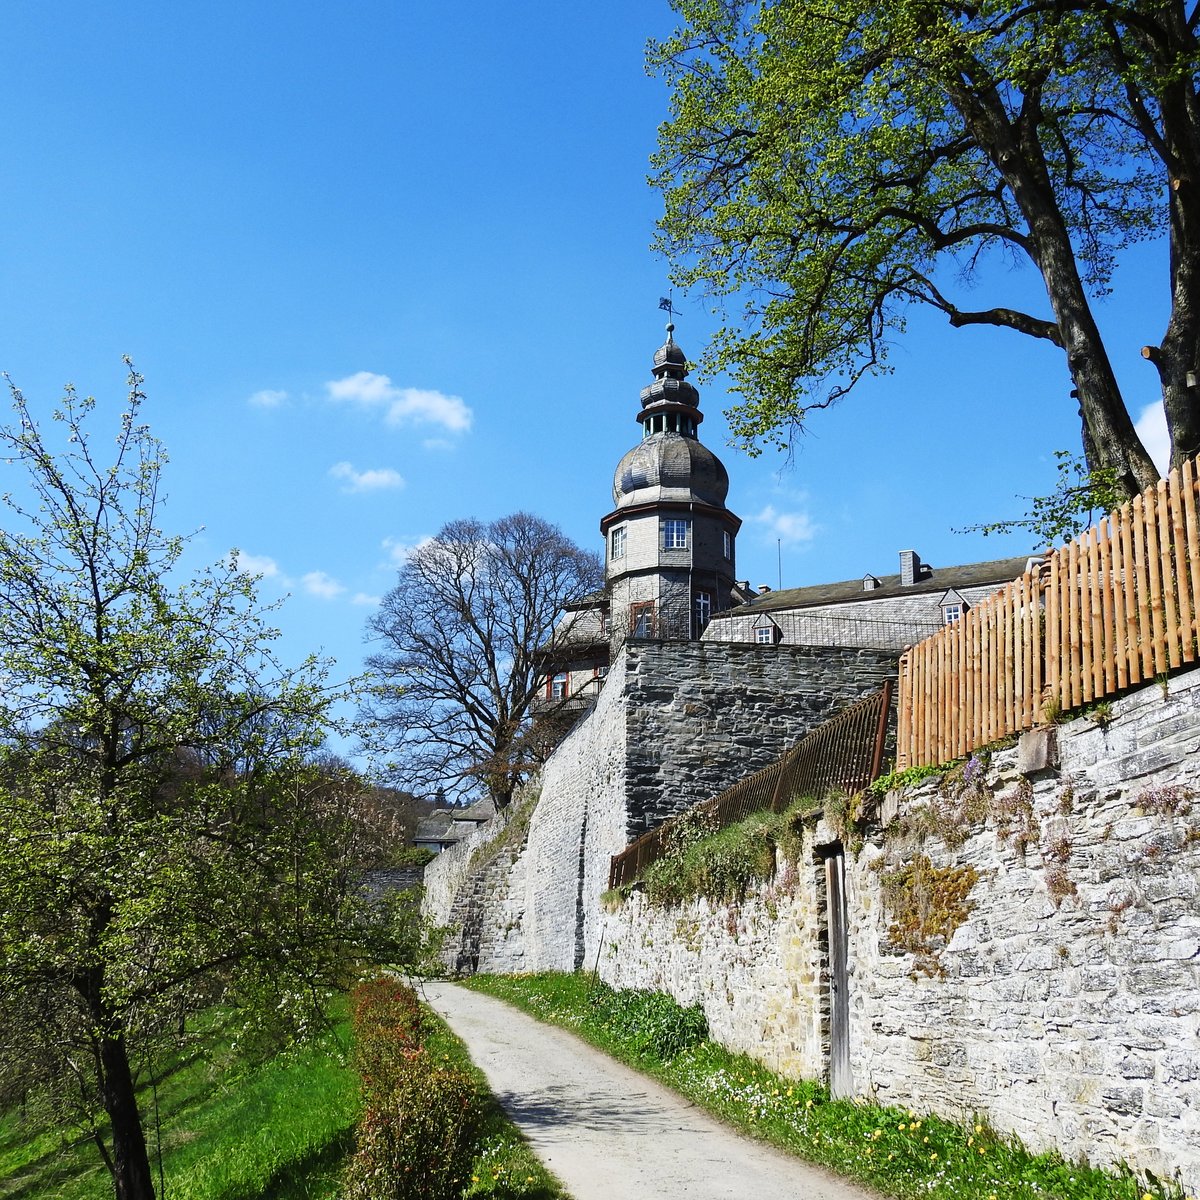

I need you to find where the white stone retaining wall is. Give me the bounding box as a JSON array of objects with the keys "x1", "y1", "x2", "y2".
[
  {"x1": 600, "y1": 671, "x2": 1200, "y2": 1190},
  {"x1": 522, "y1": 648, "x2": 630, "y2": 972}
]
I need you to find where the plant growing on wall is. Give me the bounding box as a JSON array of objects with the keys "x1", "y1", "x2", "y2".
[{"x1": 878, "y1": 855, "x2": 981, "y2": 978}]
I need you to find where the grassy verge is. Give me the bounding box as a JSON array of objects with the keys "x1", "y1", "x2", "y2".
[
  {"x1": 1, "y1": 993, "x2": 570, "y2": 1200},
  {"x1": 0, "y1": 1010, "x2": 357, "y2": 1200},
  {"x1": 463, "y1": 972, "x2": 1188, "y2": 1200},
  {"x1": 420, "y1": 1007, "x2": 571, "y2": 1200}
]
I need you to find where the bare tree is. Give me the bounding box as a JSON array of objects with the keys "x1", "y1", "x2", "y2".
[{"x1": 363, "y1": 513, "x2": 604, "y2": 809}]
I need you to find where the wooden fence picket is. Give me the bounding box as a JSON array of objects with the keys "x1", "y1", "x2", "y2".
[{"x1": 897, "y1": 458, "x2": 1200, "y2": 768}]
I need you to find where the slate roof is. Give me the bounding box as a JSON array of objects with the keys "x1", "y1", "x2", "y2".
[
  {"x1": 413, "y1": 811, "x2": 457, "y2": 845},
  {"x1": 453, "y1": 797, "x2": 497, "y2": 824},
  {"x1": 712, "y1": 554, "x2": 1036, "y2": 620}
]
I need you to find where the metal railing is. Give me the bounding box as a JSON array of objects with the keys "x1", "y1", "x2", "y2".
[{"x1": 608, "y1": 681, "x2": 894, "y2": 889}]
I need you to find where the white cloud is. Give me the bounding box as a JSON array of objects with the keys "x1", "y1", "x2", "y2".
[
  {"x1": 351, "y1": 592, "x2": 381, "y2": 607},
  {"x1": 235, "y1": 551, "x2": 283, "y2": 579},
  {"x1": 248, "y1": 388, "x2": 288, "y2": 408},
  {"x1": 1135, "y1": 401, "x2": 1171, "y2": 475},
  {"x1": 329, "y1": 461, "x2": 405, "y2": 493},
  {"x1": 753, "y1": 504, "x2": 817, "y2": 546},
  {"x1": 326, "y1": 371, "x2": 472, "y2": 434},
  {"x1": 382, "y1": 535, "x2": 434, "y2": 566},
  {"x1": 302, "y1": 570, "x2": 347, "y2": 600}
]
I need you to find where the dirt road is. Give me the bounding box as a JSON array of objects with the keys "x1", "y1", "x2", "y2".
[{"x1": 421, "y1": 981, "x2": 879, "y2": 1200}]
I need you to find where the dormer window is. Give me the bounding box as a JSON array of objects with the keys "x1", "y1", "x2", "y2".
[
  {"x1": 753, "y1": 615, "x2": 781, "y2": 645},
  {"x1": 863, "y1": 574, "x2": 880, "y2": 591},
  {"x1": 937, "y1": 588, "x2": 968, "y2": 625}
]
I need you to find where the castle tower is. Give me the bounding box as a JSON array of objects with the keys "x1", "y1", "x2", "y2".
[{"x1": 601, "y1": 323, "x2": 741, "y2": 647}]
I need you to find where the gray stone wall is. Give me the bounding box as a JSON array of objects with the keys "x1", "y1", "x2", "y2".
[
  {"x1": 623, "y1": 641, "x2": 898, "y2": 836},
  {"x1": 600, "y1": 670, "x2": 1200, "y2": 1191},
  {"x1": 424, "y1": 639, "x2": 898, "y2": 974}
]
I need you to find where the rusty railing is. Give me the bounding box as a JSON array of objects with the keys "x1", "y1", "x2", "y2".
[{"x1": 608, "y1": 681, "x2": 893, "y2": 889}]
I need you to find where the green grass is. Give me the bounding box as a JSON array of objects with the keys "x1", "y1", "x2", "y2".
[
  {"x1": 420, "y1": 1007, "x2": 571, "y2": 1200},
  {"x1": 1, "y1": 993, "x2": 573, "y2": 1200},
  {"x1": 463, "y1": 973, "x2": 1188, "y2": 1200},
  {"x1": 0, "y1": 1011, "x2": 358, "y2": 1200}
]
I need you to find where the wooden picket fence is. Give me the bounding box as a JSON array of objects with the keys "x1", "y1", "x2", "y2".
[{"x1": 898, "y1": 457, "x2": 1200, "y2": 769}]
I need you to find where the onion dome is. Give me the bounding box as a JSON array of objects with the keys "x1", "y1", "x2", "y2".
[{"x1": 612, "y1": 436, "x2": 730, "y2": 508}]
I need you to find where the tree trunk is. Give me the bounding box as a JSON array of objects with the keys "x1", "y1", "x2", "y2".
[
  {"x1": 78, "y1": 952, "x2": 157, "y2": 1200},
  {"x1": 99, "y1": 1032, "x2": 157, "y2": 1200},
  {"x1": 1147, "y1": 52, "x2": 1200, "y2": 469},
  {"x1": 945, "y1": 74, "x2": 1160, "y2": 499},
  {"x1": 1155, "y1": 249, "x2": 1200, "y2": 469},
  {"x1": 1034, "y1": 225, "x2": 1159, "y2": 496}
]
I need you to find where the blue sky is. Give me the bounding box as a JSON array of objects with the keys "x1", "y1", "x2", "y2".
[{"x1": 0, "y1": 2, "x2": 1172, "y2": 762}]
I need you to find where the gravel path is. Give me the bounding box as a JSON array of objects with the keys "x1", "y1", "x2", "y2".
[{"x1": 420, "y1": 981, "x2": 879, "y2": 1200}]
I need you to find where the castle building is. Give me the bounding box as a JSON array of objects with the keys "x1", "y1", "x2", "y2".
[
  {"x1": 537, "y1": 322, "x2": 1039, "y2": 707},
  {"x1": 600, "y1": 323, "x2": 743, "y2": 647}
]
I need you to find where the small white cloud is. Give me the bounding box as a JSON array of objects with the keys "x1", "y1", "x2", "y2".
[
  {"x1": 326, "y1": 371, "x2": 472, "y2": 434},
  {"x1": 753, "y1": 504, "x2": 817, "y2": 546},
  {"x1": 235, "y1": 551, "x2": 282, "y2": 579},
  {"x1": 329, "y1": 461, "x2": 406, "y2": 493},
  {"x1": 351, "y1": 592, "x2": 381, "y2": 607},
  {"x1": 248, "y1": 388, "x2": 288, "y2": 408},
  {"x1": 302, "y1": 570, "x2": 347, "y2": 600},
  {"x1": 382, "y1": 535, "x2": 434, "y2": 566},
  {"x1": 1135, "y1": 401, "x2": 1171, "y2": 475}
]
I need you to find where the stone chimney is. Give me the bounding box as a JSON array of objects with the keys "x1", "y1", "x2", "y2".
[{"x1": 899, "y1": 550, "x2": 922, "y2": 587}]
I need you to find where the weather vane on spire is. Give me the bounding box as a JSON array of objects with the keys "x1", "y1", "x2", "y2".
[{"x1": 658, "y1": 295, "x2": 678, "y2": 341}]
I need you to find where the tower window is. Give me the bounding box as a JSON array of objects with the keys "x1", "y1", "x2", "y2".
[
  {"x1": 723, "y1": 530, "x2": 733, "y2": 560},
  {"x1": 631, "y1": 602, "x2": 656, "y2": 638},
  {"x1": 611, "y1": 526, "x2": 627, "y2": 560},
  {"x1": 693, "y1": 590, "x2": 712, "y2": 637},
  {"x1": 662, "y1": 518, "x2": 690, "y2": 550}
]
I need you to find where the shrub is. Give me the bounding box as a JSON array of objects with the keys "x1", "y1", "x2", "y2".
[
  {"x1": 343, "y1": 1050, "x2": 479, "y2": 1200},
  {"x1": 347, "y1": 977, "x2": 481, "y2": 1199},
  {"x1": 643, "y1": 811, "x2": 778, "y2": 907},
  {"x1": 582, "y1": 984, "x2": 708, "y2": 1062},
  {"x1": 351, "y1": 977, "x2": 425, "y2": 1099}
]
